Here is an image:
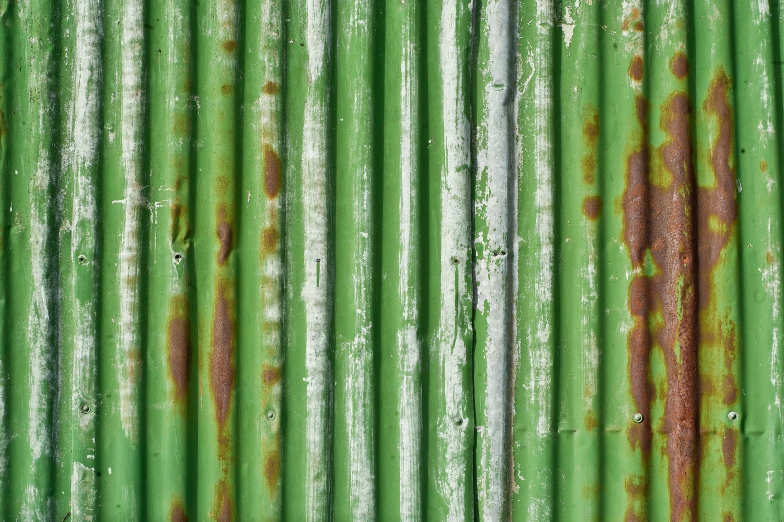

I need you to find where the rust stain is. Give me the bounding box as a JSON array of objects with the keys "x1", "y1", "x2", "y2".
[
  {"x1": 217, "y1": 208, "x2": 233, "y2": 266},
  {"x1": 583, "y1": 196, "x2": 602, "y2": 220},
  {"x1": 633, "y1": 20, "x2": 643, "y2": 32},
  {"x1": 170, "y1": 499, "x2": 188, "y2": 522},
  {"x1": 767, "y1": 251, "x2": 775, "y2": 265},
  {"x1": 623, "y1": 86, "x2": 704, "y2": 520},
  {"x1": 582, "y1": 107, "x2": 599, "y2": 184},
  {"x1": 761, "y1": 160, "x2": 768, "y2": 173},
  {"x1": 623, "y1": 476, "x2": 647, "y2": 522},
  {"x1": 262, "y1": 364, "x2": 282, "y2": 386},
  {"x1": 722, "y1": 428, "x2": 737, "y2": 469},
  {"x1": 221, "y1": 84, "x2": 233, "y2": 95},
  {"x1": 263, "y1": 451, "x2": 281, "y2": 494},
  {"x1": 212, "y1": 479, "x2": 234, "y2": 522},
  {"x1": 262, "y1": 226, "x2": 279, "y2": 253},
  {"x1": 263, "y1": 145, "x2": 282, "y2": 199},
  {"x1": 670, "y1": 52, "x2": 689, "y2": 79},
  {"x1": 584, "y1": 409, "x2": 597, "y2": 432},
  {"x1": 170, "y1": 202, "x2": 189, "y2": 241},
  {"x1": 263, "y1": 81, "x2": 280, "y2": 95},
  {"x1": 168, "y1": 296, "x2": 191, "y2": 407},
  {"x1": 628, "y1": 55, "x2": 644, "y2": 83},
  {"x1": 722, "y1": 514, "x2": 735, "y2": 522},
  {"x1": 221, "y1": 40, "x2": 236, "y2": 53},
  {"x1": 211, "y1": 283, "x2": 235, "y2": 459}
]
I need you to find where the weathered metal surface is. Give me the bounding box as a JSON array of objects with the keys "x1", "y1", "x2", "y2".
[{"x1": 0, "y1": 0, "x2": 782, "y2": 520}]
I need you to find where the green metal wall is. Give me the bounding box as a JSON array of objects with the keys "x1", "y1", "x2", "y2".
[{"x1": 0, "y1": 0, "x2": 782, "y2": 520}]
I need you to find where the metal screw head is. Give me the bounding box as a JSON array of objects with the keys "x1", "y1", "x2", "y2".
[
  {"x1": 80, "y1": 404, "x2": 90, "y2": 415},
  {"x1": 633, "y1": 413, "x2": 644, "y2": 423},
  {"x1": 454, "y1": 417, "x2": 464, "y2": 427},
  {"x1": 266, "y1": 410, "x2": 275, "y2": 420},
  {"x1": 77, "y1": 255, "x2": 87, "y2": 265},
  {"x1": 728, "y1": 411, "x2": 738, "y2": 421},
  {"x1": 173, "y1": 253, "x2": 183, "y2": 264}
]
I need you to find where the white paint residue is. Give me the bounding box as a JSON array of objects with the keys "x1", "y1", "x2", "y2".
[
  {"x1": 763, "y1": 220, "x2": 782, "y2": 421},
  {"x1": 302, "y1": 1, "x2": 332, "y2": 519},
  {"x1": 474, "y1": 0, "x2": 513, "y2": 519},
  {"x1": 437, "y1": 1, "x2": 471, "y2": 519},
  {"x1": 754, "y1": 0, "x2": 771, "y2": 19},
  {"x1": 71, "y1": 462, "x2": 97, "y2": 521},
  {"x1": 397, "y1": 12, "x2": 422, "y2": 521},
  {"x1": 561, "y1": 7, "x2": 575, "y2": 48},
  {"x1": 117, "y1": 0, "x2": 144, "y2": 443}
]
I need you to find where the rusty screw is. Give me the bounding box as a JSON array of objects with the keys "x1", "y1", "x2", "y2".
[
  {"x1": 633, "y1": 413, "x2": 644, "y2": 423},
  {"x1": 728, "y1": 411, "x2": 738, "y2": 421}
]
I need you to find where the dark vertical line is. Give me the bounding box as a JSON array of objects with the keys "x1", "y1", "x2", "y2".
[
  {"x1": 550, "y1": 0, "x2": 563, "y2": 519},
  {"x1": 418, "y1": 0, "x2": 430, "y2": 516},
  {"x1": 185, "y1": 0, "x2": 199, "y2": 516},
  {"x1": 372, "y1": 0, "x2": 385, "y2": 518}
]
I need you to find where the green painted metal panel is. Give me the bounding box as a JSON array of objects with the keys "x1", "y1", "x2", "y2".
[{"x1": 0, "y1": 0, "x2": 782, "y2": 520}]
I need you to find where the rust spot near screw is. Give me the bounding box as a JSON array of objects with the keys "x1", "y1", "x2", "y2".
[
  {"x1": 583, "y1": 196, "x2": 602, "y2": 220},
  {"x1": 263, "y1": 81, "x2": 280, "y2": 95},
  {"x1": 262, "y1": 364, "x2": 281, "y2": 386},
  {"x1": 221, "y1": 40, "x2": 236, "y2": 53},
  {"x1": 263, "y1": 145, "x2": 281, "y2": 199},
  {"x1": 722, "y1": 428, "x2": 737, "y2": 469},
  {"x1": 628, "y1": 55, "x2": 644, "y2": 83},
  {"x1": 211, "y1": 283, "x2": 235, "y2": 459},
  {"x1": 670, "y1": 52, "x2": 689, "y2": 79},
  {"x1": 168, "y1": 296, "x2": 191, "y2": 408},
  {"x1": 170, "y1": 498, "x2": 188, "y2": 522}
]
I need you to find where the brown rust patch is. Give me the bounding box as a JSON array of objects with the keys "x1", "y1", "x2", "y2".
[
  {"x1": 582, "y1": 196, "x2": 602, "y2": 220},
  {"x1": 263, "y1": 145, "x2": 282, "y2": 198},
  {"x1": 212, "y1": 479, "x2": 234, "y2": 522},
  {"x1": 584, "y1": 409, "x2": 597, "y2": 431},
  {"x1": 221, "y1": 84, "x2": 233, "y2": 95},
  {"x1": 628, "y1": 55, "x2": 644, "y2": 83},
  {"x1": 722, "y1": 428, "x2": 737, "y2": 469},
  {"x1": 582, "y1": 107, "x2": 599, "y2": 184},
  {"x1": 168, "y1": 296, "x2": 191, "y2": 407},
  {"x1": 221, "y1": 40, "x2": 236, "y2": 53},
  {"x1": 623, "y1": 476, "x2": 647, "y2": 522},
  {"x1": 263, "y1": 451, "x2": 281, "y2": 493},
  {"x1": 170, "y1": 499, "x2": 188, "y2": 522},
  {"x1": 723, "y1": 514, "x2": 735, "y2": 522},
  {"x1": 211, "y1": 283, "x2": 235, "y2": 457},
  {"x1": 216, "y1": 209, "x2": 233, "y2": 266},
  {"x1": 262, "y1": 364, "x2": 282, "y2": 386},
  {"x1": 761, "y1": 160, "x2": 768, "y2": 173},
  {"x1": 633, "y1": 21, "x2": 644, "y2": 32},
  {"x1": 670, "y1": 52, "x2": 689, "y2": 79},
  {"x1": 767, "y1": 251, "x2": 775, "y2": 265},
  {"x1": 262, "y1": 226, "x2": 279, "y2": 253},
  {"x1": 263, "y1": 81, "x2": 280, "y2": 95}
]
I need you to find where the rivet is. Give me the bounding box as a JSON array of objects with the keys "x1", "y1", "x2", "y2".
[
  {"x1": 266, "y1": 410, "x2": 275, "y2": 420},
  {"x1": 77, "y1": 255, "x2": 87, "y2": 265},
  {"x1": 80, "y1": 404, "x2": 90, "y2": 414},
  {"x1": 454, "y1": 417, "x2": 463, "y2": 427},
  {"x1": 173, "y1": 253, "x2": 183, "y2": 264},
  {"x1": 728, "y1": 411, "x2": 738, "y2": 421},
  {"x1": 633, "y1": 413, "x2": 644, "y2": 423}
]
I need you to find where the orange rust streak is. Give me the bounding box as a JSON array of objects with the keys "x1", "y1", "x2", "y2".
[{"x1": 263, "y1": 145, "x2": 282, "y2": 199}]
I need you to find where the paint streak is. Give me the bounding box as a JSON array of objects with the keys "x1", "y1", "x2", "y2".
[
  {"x1": 670, "y1": 52, "x2": 689, "y2": 79},
  {"x1": 263, "y1": 145, "x2": 281, "y2": 198},
  {"x1": 213, "y1": 479, "x2": 233, "y2": 522},
  {"x1": 168, "y1": 297, "x2": 191, "y2": 407},
  {"x1": 583, "y1": 196, "x2": 602, "y2": 220},
  {"x1": 210, "y1": 284, "x2": 235, "y2": 457}
]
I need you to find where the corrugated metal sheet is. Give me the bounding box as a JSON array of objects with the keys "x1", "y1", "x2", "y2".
[{"x1": 0, "y1": 0, "x2": 782, "y2": 520}]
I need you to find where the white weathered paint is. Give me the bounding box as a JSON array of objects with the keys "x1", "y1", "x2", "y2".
[
  {"x1": 437, "y1": 1, "x2": 471, "y2": 519},
  {"x1": 397, "y1": 9, "x2": 422, "y2": 521},
  {"x1": 474, "y1": 0, "x2": 513, "y2": 519},
  {"x1": 763, "y1": 220, "x2": 782, "y2": 420},
  {"x1": 117, "y1": 0, "x2": 144, "y2": 442},
  {"x1": 561, "y1": 7, "x2": 575, "y2": 49},
  {"x1": 302, "y1": 1, "x2": 332, "y2": 519}
]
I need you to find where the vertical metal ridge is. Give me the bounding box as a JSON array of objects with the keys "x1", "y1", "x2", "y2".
[
  {"x1": 379, "y1": 0, "x2": 424, "y2": 519},
  {"x1": 426, "y1": 0, "x2": 475, "y2": 519},
  {"x1": 473, "y1": 0, "x2": 515, "y2": 519}
]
